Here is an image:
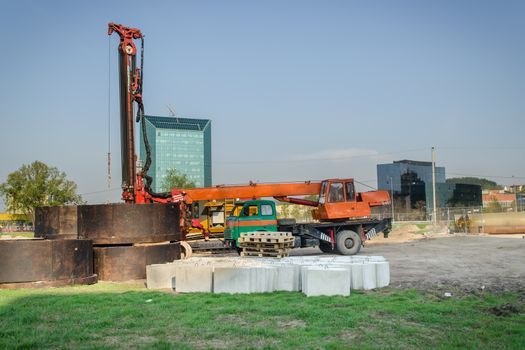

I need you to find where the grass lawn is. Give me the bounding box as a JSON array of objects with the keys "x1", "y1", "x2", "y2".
[{"x1": 0, "y1": 283, "x2": 523, "y2": 349}]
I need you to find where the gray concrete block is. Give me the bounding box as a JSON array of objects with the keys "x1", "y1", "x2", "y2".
[
  {"x1": 351, "y1": 263, "x2": 377, "y2": 290},
  {"x1": 250, "y1": 267, "x2": 275, "y2": 293},
  {"x1": 303, "y1": 267, "x2": 351, "y2": 297},
  {"x1": 146, "y1": 263, "x2": 177, "y2": 289},
  {"x1": 213, "y1": 267, "x2": 252, "y2": 294},
  {"x1": 362, "y1": 263, "x2": 377, "y2": 290},
  {"x1": 274, "y1": 264, "x2": 301, "y2": 291},
  {"x1": 374, "y1": 261, "x2": 390, "y2": 288},
  {"x1": 176, "y1": 265, "x2": 213, "y2": 293}
]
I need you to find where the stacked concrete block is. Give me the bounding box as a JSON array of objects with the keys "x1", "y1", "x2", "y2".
[
  {"x1": 374, "y1": 261, "x2": 390, "y2": 288},
  {"x1": 249, "y1": 267, "x2": 276, "y2": 293},
  {"x1": 302, "y1": 267, "x2": 351, "y2": 297},
  {"x1": 175, "y1": 265, "x2": 213, "y2": 293},
  {"x1": 145, "y1": 254, "x2": 390, "y2": 295},
  {"x1": 350, "y1": 263, "x2": 377, "y2": 290},
  {"x1": 146, "y1": 263, "x2": 178, "y2": 289},
  {"x1": 272, "y1": 264, "x2": 301, "y2": 291},
  {"x1": 213, "y1": 267, "x2": 252, "y2": 293}
]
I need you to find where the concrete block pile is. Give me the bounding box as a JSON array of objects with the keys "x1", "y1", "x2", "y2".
[{"x1": 146, "y1": 255, "x2": 390, "y2": 297}]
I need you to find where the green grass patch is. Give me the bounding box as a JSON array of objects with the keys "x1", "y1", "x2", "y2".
[
  {"x1": 0, "y1": 283, "x2": 523, "y2": 349},
  {"x1": 415, "y1": 224, "x2": 428, "y2": 230}
]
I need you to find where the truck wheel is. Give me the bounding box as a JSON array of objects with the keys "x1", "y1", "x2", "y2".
[
  {"x1": 319, "y1": 242, "x2": 334, "y2": 253},
  {"x1": 277, "y1": 218, "x2": 296, "y2": 226},
  {"x1": 336, "y1": 230, "x2": 361, "y2": 255}
]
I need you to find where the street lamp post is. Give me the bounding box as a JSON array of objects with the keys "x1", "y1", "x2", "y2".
[{"x1": 390, "y1": 176, "x2": 395, "y2": 222}]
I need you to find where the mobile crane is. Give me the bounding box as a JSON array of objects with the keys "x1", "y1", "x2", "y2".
[{"x1": 108, "y1": 23, "x2": 392, "y2": 255}]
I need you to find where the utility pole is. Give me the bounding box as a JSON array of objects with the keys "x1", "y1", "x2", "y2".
[
  {"x1": 390, "y1": 176, "x2": 395, "y2": 222},
  {"x1": 431, "y1": 147, "x2": 437, "y2": 225}
]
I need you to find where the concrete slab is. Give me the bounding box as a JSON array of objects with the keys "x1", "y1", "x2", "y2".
[
  {"x1": 214, "y1": 267, "x2": 252, "y2": 294},
  {"x1": 176, "y1": 265, "x2": 213, "y2": 293},
  {"x1": 146, "y1": 263, "x2": 177, "y2": 289},
  {"x1": 374, "y1": 261, "x2": 390, "y2": 288},
  {"x1": 351, "y1": 263, "x2": 377, "y2": 290},
  {"x1": 250, "y1": 267, "x2": 275, "y2": 293},
  {"x1": 362, "y1": 263, "x2": 377, "y2": 290},
  {"x1": 274, "y1": 264, "x2": 301, "y2": 291},
  {"x1": 303, "y1": 267, "x2": 351, "y2": 297}
]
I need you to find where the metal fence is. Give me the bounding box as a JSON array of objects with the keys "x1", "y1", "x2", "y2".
[{"x1": 393, "y1": 205, "x2": 525, "y2": 234}]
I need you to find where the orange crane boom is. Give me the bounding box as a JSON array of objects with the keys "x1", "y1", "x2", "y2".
[{"x1": 176, "y1": 181, "x2": 321, "y2": 204}]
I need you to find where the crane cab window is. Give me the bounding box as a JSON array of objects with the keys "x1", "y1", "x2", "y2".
[
  {"x1": 261, "y1": 204, "x2": 273, "y2": 216},
  {"x1": 345, "y1": 182, "x2": 355, "y2": 201},
  {"x1": 328, "y1": 182, "x2": 344, "y2": 202},
  {"x1": 242, "y1": 205, "x2": 259, "y2": 217},
  {"x1": 319, "y1": 181, "x2": 328, "y2": 204}
]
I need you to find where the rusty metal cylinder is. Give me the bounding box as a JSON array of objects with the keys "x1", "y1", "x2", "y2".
[
  {"x1": 0, "y1": 239, "x2": 96, "y2": 288},
  {"x1": 94, "y1": 242, "x2": 180, "y2": 281},
  {"x1": 34, "y1": 205, "x2": 78, "y2": 240},
  {"x1": 35, "y1": 203, "x2": 181, "y2": 244},
  {"x1": 77, "y1": 203, "x2": 181, "y2": 244}
]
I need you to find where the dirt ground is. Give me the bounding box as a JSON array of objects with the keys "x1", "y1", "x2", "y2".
[{"x1": 290, "y1": 226, "x2": 525, "y2": 294}]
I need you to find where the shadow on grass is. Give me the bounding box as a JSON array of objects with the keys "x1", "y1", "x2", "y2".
[{"x1": 0, "y1": 288, "x2": 523, "y2": 349}]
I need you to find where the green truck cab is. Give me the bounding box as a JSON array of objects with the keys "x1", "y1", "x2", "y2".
[{"x1": 223, "y1": 200, "x2": 279, "y2": 247}]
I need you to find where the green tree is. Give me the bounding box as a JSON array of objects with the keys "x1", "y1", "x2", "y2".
[
  {"x1": 161, "y1": 169, "x2": 196, "y2": 191},
  {"x1": 0, "y1": 161, "x2": 83, "y2": 219},
  {"x1": 279, "y1": 203, "x2": 290, "y2": 217},
  {"x1": 446, "y1": 177, "x2": 501, "y2": 190}
]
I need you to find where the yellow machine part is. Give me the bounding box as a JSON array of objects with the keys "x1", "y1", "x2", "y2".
[{"x1": 188, "y1": 200, "x2": 235, "y2": 235}]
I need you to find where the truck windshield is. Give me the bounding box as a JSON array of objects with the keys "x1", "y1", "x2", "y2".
[{"x1": 319, "y1": 181, "x2": 327, "y2": 204}]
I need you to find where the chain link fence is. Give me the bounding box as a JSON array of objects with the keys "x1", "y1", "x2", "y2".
[{"x1": 393, "y1": 205, "x2": 525, "y2": 234}]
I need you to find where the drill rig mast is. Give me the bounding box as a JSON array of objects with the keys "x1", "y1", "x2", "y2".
[{"x1": 108, "y1": 23, "x2": 144, "y2": 203}]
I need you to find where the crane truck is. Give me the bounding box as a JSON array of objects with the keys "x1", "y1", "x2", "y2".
[{"x1": 108, "y1": 23, "x2": 392, "y2": 255}]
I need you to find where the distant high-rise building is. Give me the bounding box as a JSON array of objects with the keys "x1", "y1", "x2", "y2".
[
  {"x1": 139, "y1": 115, "x2": 211, "y2": 191},
  {"x1": 377, "y1": 159, "x2": 481, "y2": 212}
]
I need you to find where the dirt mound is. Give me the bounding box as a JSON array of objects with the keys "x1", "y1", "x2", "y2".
[{"x1": 367, "y1": 223, "x2": 450, "y2": 244}]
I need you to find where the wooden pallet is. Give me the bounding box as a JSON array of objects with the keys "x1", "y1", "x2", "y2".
[
  {"x1": 240, "y1": 250, "x2": 289, "y2": 258},
  {"x1": 238, "y1": 237, "x2": 294, "y2": 244},
  {"x1": 242, "y1": 246, "x2": 289, "y2": 253},
  {"x1": 240, "y1": 231, "x2": 291, "y2": 239},
  {"x1": 239, "y1": 242, "x2": 294, "y2": 250},
  {"x1": 238, "y1": 231, "x2": 293, "y2": 258}
]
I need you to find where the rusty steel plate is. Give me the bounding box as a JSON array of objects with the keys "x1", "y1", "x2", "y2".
[
  {"x1": 94, "y1": 242, "x2": 180, "y2": 281},
  {"x1": 34, "y1": 205, "x2": 78, "y2": 240},
  {"x1": 0, "y1": 239, "x2": 94, "y2": 285},
  {"x1": 77, "y1": 203, "x2": 181, "y2": 244}
]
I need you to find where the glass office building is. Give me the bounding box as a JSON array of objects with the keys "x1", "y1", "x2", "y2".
[
  {"x1": 377, "y1": 160, "x2": 481, "y2": 211},
  {"x1": 377, "y1": 160, "x2": 445, "y2": 211},
  {"x1": 139, "y1": 115, "x2": 211, "y2": 191},
  {"x1": 377, "y1": 160, "x2": 446, "y2": 193}
]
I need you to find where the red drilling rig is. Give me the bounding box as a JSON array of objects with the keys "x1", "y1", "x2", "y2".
[{"x1": 108, "y1": 23, "x2": 392, "y2": 253}]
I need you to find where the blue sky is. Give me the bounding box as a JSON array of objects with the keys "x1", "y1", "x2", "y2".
[{"x1": 0, "y1": 0, "x2": 524, "y2": 207}]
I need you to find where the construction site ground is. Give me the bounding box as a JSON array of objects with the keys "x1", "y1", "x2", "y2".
[
  {"x1": 192, "y1": 223, "x2": 525, "y2": 295},
  {"x1": 297, "y1": 224, "x2": 525, "y2": 295}
]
